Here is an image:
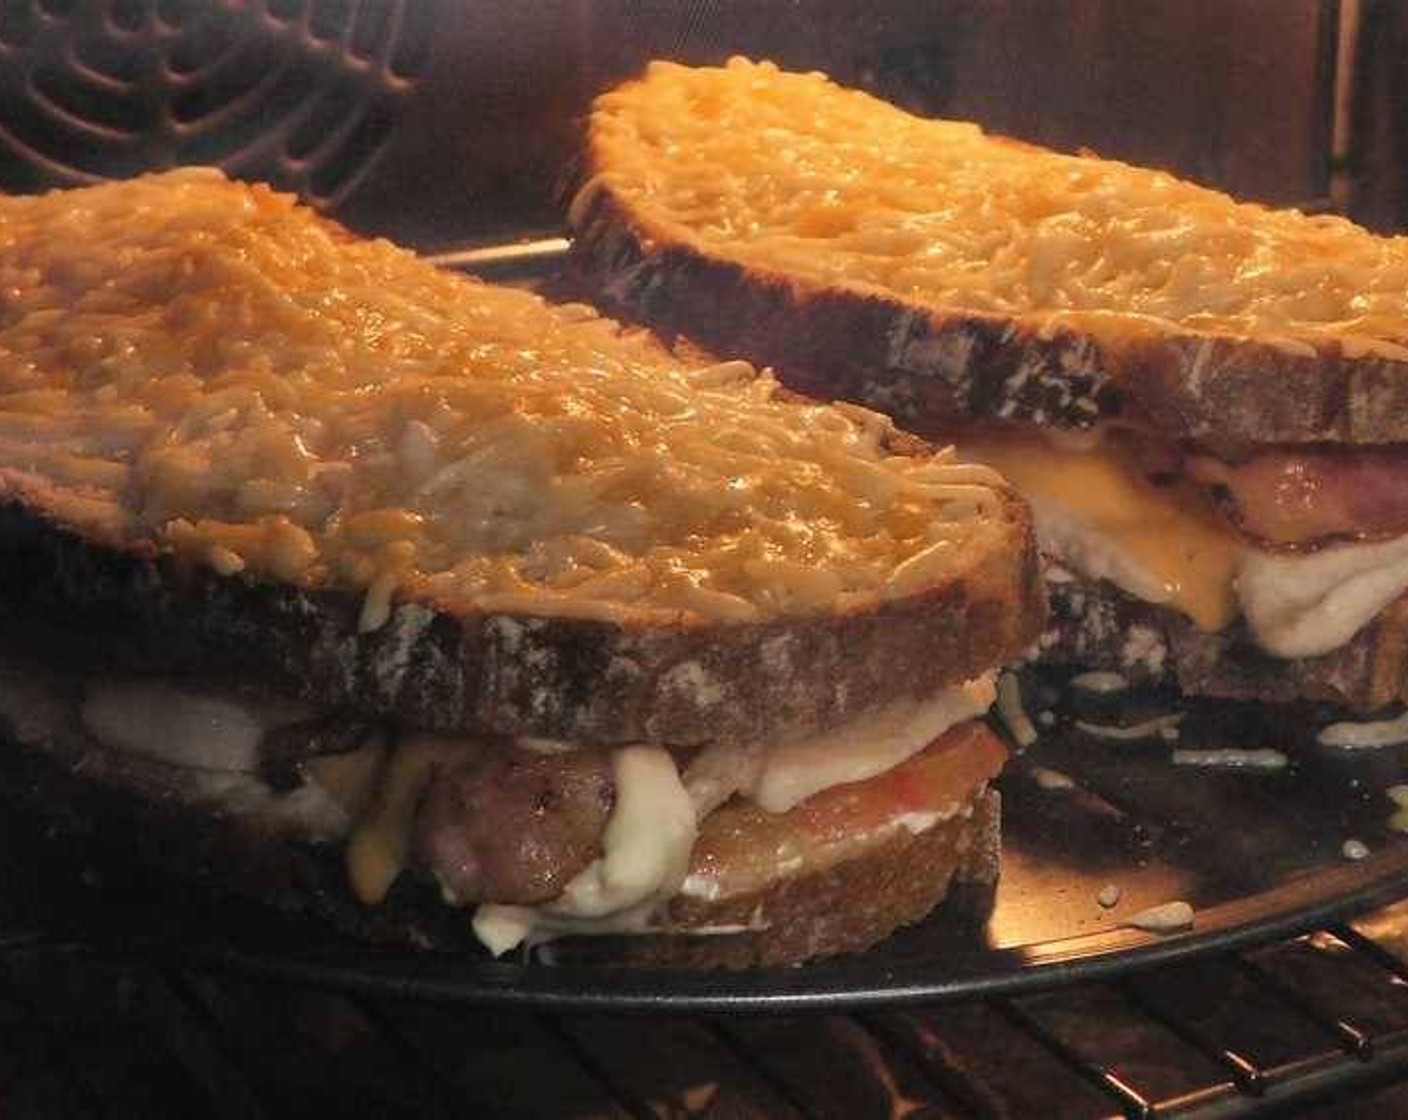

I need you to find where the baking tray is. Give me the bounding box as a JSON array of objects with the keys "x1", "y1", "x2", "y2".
[{"x1": 3, "y1": 239, "x2": 1407, "y2": 1013}]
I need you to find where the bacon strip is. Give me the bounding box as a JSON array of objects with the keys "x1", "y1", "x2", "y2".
[{"x1": 1187, "y1": 446, "x2": 1408, "y2": 547}]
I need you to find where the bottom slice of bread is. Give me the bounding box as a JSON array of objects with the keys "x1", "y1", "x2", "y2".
[
  {"x1": 614, "y1": 788, "x2": 999, "y2": 969},
  {"x1": 1040, "y1": 566, "x2": 1408, "y2": 713}
]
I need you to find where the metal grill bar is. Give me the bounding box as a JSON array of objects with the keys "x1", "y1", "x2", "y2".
[
  {"x1": 344, "y1": 994, "x2": 466, "y2": 1120},
  {"x1": 1118, "y1": 978, "x2": 1266, "y2": 1097},
  {"x1": 2, "y1": 924, "x2": 1408, "y2": 1116},
  {"x1": 538, "y1": 1013, "x2": 658, "y2": 1120},
  {"x1": 862, "y1": 1011, "x2": 1005, "y2": 1120},
  {"x1": 1328, "y1": 922, "x2": 1408, "y2": 982},
  {"x1": 705, "y1": 1019, "x2": 827, "y2": 1120},
  {"x1": 1231, "y1": 955, "x2": 1374, "y2": 1058},
  {"x1": 997, "y1": 998, "x2": 1156, "y2": 1119}
]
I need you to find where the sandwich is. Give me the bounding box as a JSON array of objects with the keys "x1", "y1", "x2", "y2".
[
  {"x1": 0, "y1": 168, "x2": 1043, "y2": 966},
  {"x1": 568, "y1": 57, "x2": 1408, "y2": 721}
]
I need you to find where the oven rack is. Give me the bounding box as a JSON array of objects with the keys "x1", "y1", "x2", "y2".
[{"x1": 1, "y1": 900, "x2": 1405, "y2": 1119}]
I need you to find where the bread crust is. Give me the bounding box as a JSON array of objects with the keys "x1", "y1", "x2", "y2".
[
  {"x1": 0, "y1": 468, "x2": 1043, "y2": 747},
  {"x1": 569, "y1": 154, "x2": 1408, "y2": 447},
  {"x1": 568, "y1": 185, "x2": 1123, "y2": 441},
  {"x1": 627, "y1": 788, "x2": 1000, "y2": 969},
  {"x1": 1039, "y1": 568, "x2": 1408, "y2": 712}
]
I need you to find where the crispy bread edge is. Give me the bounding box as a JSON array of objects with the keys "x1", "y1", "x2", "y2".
[
  {"x1": 569, "y1": 148, "x2": 1408, "y2": 446},
  {"x1": 0, "y1": 468, "x2": 1043, "y2": 745},
  {"x1": 1040, "y1": 569, "x2": 1408, "y2": 713}
]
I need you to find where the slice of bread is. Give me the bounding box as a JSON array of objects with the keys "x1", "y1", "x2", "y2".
[
  {"x1": 570, "y1": 58, "x2": 1408, "y2": 446},
  {"x1": 0, "y1": 169, "x2": 1043, "y2": 748},
  {"x1": 1039, "y1": 565, "x2": 1408, "y2": 713}
]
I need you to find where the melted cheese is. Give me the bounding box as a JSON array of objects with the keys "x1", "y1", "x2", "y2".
[
  {"x1": 344, "y1": 735, "x2": 440, "y2": 906},
  {"x1": 591, "y1": 58, "x2": 1408, "y2": 347},
  {"x1": 954, "y1": 429, "x2": 1408, "y2": 658},
  {"x1": 749, "y1": 674, "x2": 995, "y2": 812},
  {"x1": 956, "y1": 433, "x2": 1242, "y2": 631},
  {"x1": 80, "y1": 678, "x2": 308, "y2": 772},
  {"x1": 0, "y1": 169, "x2": 1008, "y2": 629},
  {"x1": 1239, "y1": 532, "x2": 1408, "y2": 657},
  {"x1": 472, "y1": 745, "x2": 697, "y2": 955},
  {"x1": 1316, "y1": 710, "x2": 1408, "y2": 749}
]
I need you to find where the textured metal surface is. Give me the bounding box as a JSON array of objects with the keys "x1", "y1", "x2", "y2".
[
  {"x1": 0, "y1": 0, "x2": 431, "y2": 205},
  {"x1": 2, "y1": 905, "x2": 1408, "y2": 1117}
]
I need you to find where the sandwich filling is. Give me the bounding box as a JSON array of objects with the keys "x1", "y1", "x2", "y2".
[
  {"x1": 956, "y1": 427, "x2": 1408, "y2": 659},
  {"x1": 69, "y1": 670, "x2": 1002, "y2": 953}
]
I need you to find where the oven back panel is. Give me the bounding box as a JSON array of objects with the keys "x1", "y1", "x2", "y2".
[{"x1": 0, "y1": 0, "x2": 1342, "y2": 247}]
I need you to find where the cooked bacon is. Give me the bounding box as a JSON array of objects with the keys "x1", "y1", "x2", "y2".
[
  {"x1": 414, "y1": 745, "x2": 615, "y2": 906},
  {"x1": 1186, "y1": 446, "x2": 1408, "y2": 547}
]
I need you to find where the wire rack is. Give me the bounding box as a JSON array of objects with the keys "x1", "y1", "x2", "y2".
[{"x1": 0, "y1": 898, "x2": 1402, "y2": 1119}]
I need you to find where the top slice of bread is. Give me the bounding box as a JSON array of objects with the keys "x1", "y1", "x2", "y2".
[
  {"x1": 0, "y1": 169, "x2": 1042, "y2": 746},
  {"x1": 569, "y1": 58, "x2": 1408, "y2": 447}
]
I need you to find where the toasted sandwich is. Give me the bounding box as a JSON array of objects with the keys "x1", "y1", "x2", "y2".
[
  {"x1": 0, "y1": 168, "x2": 1042, "y2": 966},
  {"x1": 569, "y1": 57, "x2": 1408, "y2": 720}
]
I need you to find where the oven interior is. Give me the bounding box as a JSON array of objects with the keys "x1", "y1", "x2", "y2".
[{"x1": 2, "y1": 2, "x2": 1408, "y2": 1117}]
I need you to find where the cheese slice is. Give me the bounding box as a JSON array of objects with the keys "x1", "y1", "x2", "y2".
[{"x1": 956, "y1": 431, "x2": 1243, "y2": 631}]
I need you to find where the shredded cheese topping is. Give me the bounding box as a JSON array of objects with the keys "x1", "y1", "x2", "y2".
[
  {"x1": 0, "y1": 169, "x2": 1008, "y2": 625},
  {"x1": 587, "y1": 58, "x2": 1408, "y2": 350}
]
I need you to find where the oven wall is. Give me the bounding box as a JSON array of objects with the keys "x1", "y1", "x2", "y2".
[
  {"x1": 343, "y1": 0, "x2": 1343, "y2": 244},
  {"x1": 0, "y1": 0, "x2": 1354, "y2": 245}
]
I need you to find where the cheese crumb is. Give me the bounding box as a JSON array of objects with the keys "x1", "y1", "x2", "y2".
[
  {"x1": 995, "y1": 671, "x2": 1038, "y2": 748},
  {"x1": 1032, "y1": 767, "x2": 1075, "y2": 790},
  {"x1": 1097, "y1": 883, "x2": 1121, "y2": 908},
  {"x1": 1342, "y1": 838, "x2": 1370, "y2": 861},
  {"x1": 1070, "y1": 670, "x2": 1128, "y2": 695},
  {"x1": 1317, "y1": 711, "x2": 1408, "y2": 750},
  {"x1": 1170, "y1": 748, "x2": 1289, "y2": 770},
  {"x1": 1126, "y1": 900, "x2": 1194, "y2": 933},
  {"x1": 1075, "y1": 713, "x2": 1183, "y2": 742}
]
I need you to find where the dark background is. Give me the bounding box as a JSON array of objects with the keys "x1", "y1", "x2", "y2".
[{"x1": 0, "y1": 0, "x2": 1390, "y2": 246}]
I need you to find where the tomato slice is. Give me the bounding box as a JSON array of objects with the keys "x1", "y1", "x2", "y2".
[{"x1": 684, "y1": 721, "x2": 1005, "y2": 902}]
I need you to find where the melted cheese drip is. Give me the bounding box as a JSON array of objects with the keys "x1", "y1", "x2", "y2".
[
  {"x1": 955, "y1": 429, "x2": 1408, "y2": 657},
  {"x1": 956, "y1": 432, "x2": 1242, "y2": 631},
  {"x1": 81, "y1": 679, "x2": 267, "y2": 773},
  {"x1": 345, "y1": 736, "x2": 440, "y2": 906},
  {"x1": 1239, "y1": 532, "x2": 1408, "y2": 657},
  {"x1": 0, "y1": 169, "x2": 1008, "y2": 628},
  {"x1": 590, "y1": 58, "x2": 1408, "y2": 349}
]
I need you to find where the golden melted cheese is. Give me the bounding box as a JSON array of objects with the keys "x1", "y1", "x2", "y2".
[
  {"x1": 0, "y1": 168, "x2": 1009, "y2": 626},
  {"x1": 956, "y1": 431, "x2": 1243, "y2": 630},
  {"x1": 588, "y1": 58, "x2": 1408, "y2": 351}
]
